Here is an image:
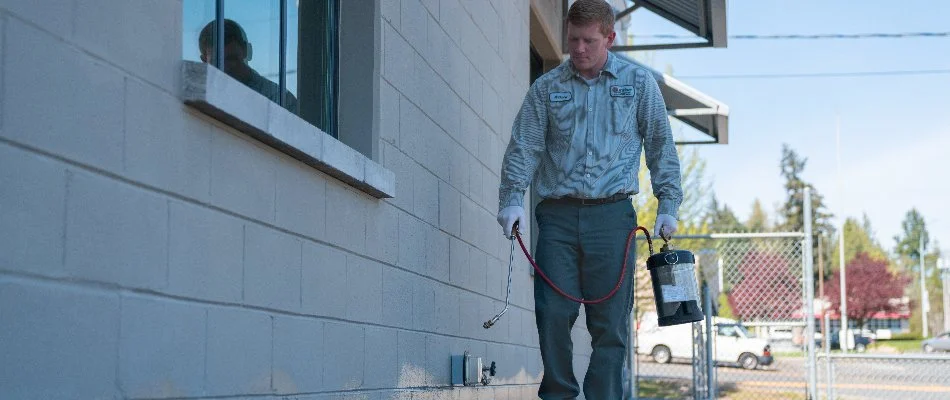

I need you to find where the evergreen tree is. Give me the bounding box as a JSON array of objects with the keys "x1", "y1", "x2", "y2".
[
  {"x1": 747, "y1": 198, "x2": 770, "y2": 232},
  {"x1": 708, "y1": 196, "x2": 743, "y2": 232},
  {"x1": 830, "y1": 215, "x2": 889, "y2": 270},
  {"x1": 894, "y1": 208, "x2": 930, "y2": 266},
  {"x1": 892, "y1": 209, "x2": 943, "y2": 337},
  {"x1": 777, "y1": 144, "x2": 835, "y2": 266}
]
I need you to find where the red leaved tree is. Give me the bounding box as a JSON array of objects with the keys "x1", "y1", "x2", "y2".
[
  {"x1": 727, "y1": 250, "x2": 801, "y2": 321},
  {"x1": 825, "y1": 252, "x2": 911, "y2": 329}
]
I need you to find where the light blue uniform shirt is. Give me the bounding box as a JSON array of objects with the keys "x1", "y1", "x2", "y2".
[{"x1": 498, "y1": 53, "x2": 683, "y2": 218}]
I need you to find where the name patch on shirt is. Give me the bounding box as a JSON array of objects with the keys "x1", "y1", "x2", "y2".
[
  {"x1": 610, "y1": 85, "x2": 635, "y2": 97},
  {"x1": 549, "y1": 92, "x2": 572, "y2": 102}
]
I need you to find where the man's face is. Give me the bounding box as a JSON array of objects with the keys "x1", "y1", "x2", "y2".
[
  {"x1": 566, "y1": 22, "x2": 615, "y2": 77},
  {"x1": 200, "y1": 40, "x2": 250, "y2": 79}
]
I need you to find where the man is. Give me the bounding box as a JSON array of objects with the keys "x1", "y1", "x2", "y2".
[
  {"x1": 198, "y1": 19, "x2": 299, "y2": 114},
  {"x1": 496, "y1": 0, "x2": 683, "y2": 398}
]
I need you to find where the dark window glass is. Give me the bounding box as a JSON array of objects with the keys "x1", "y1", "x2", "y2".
[
  {"x1": 292, "y1": 0, "x2": 338, "y2": 137},
  {"x1": 530, "y1": 45, "x2": 543, "y2": 84}
]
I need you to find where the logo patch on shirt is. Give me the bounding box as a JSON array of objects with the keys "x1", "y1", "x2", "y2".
[
  {"x1": 610, "y1": 85, "x2": 635, "y2": 97},
  {"x1": 549, "y1": 92, "x2": 572, "y2": 102}
]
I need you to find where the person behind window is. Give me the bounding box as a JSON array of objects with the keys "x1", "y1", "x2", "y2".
[{"x1": 198, "y1": 19, "x2": 299, "y2": 114}]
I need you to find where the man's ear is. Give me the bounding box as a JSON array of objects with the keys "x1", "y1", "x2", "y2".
[
  {"x1": 606, "y1": 30, "x2": 617, "y2": 48},
  {"x1": 200, "y1": 53, "x2": 208, "y2": 63}
]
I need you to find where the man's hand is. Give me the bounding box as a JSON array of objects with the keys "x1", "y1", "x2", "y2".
[
  {"x1": 654, "y1": 214, "x2": 678, "y2": 240},
  {"x1": 497, "y1": 206, "x2": 527, "y2": 239}
]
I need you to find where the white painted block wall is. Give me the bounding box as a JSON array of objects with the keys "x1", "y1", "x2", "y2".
[{"x1": 0, "y1": 0, "x2": 564, "y2": 398}]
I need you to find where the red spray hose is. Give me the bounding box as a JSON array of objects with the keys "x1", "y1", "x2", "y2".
[
  {"x1": 514, "y1": 225, "x2": 653, "y2": 304},
  {"x1": 484, "y1": 223, "x2": 656, "y2": 328}
]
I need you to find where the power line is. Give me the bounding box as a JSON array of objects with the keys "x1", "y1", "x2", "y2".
[
  {"x1": 677, "y1": 69, "x2": 950, "y2": 80},
  {"x1": 631, "y1": 32, "x2": 950, "y2": 40}
]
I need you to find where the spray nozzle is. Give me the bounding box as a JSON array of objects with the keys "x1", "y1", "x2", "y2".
[
  {"x1": 659, "y1": 228, "x2": 673, "y2": 252},
  {"x1": 508, "y1": 221, "x2": 520, "y2": 240}
]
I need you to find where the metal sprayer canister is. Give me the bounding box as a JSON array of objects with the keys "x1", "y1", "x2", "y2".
[{"x1": 647, "y1": 241, "x2": 704, "y2": 326}]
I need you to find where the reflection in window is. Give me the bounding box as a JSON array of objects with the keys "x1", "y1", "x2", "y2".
[{"x1": 183, "y1": 0, "x2": 338, "y2": 137}]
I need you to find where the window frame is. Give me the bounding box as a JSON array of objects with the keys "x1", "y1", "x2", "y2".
[
  {"x1": 182, "y1": 0, "x2": 394, "y2": 199},
  {"x1": 207, "y1": 0, "x2": 339, "y2": 138}
]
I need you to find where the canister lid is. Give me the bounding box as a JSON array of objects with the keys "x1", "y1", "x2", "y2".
[{"x1": 647, "y1": 249, "x2": 695, "y2": 269}]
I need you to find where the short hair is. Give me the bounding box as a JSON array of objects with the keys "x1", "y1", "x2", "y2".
[
  {"x1": 567, "y1": 0, "x2": 615, "y2": 36},
  {"x1": 198, "y1": 19, "x2": 248, "y2": 53}
]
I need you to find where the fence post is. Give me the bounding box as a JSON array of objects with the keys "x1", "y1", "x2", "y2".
[
  {"x1": 705, "y1": 284, "x2": 716, "y2": 399},
  {"x1": 829, "y1": 357, "x2": 836, "y2": 400},
  {"x1": 804, "y1": 187, "x2": 818, "y2": 399},
  {"x1": 825, "y1": 313, "x2": 833, "y2": 399}
]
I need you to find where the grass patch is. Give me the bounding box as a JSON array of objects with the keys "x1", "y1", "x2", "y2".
[
  {"x1": 716, "y1": 382, "x2": 807, "y2": 400},
  {"x1": 639, "y1": 379, "x2": 808, "y2": 399},
  {"x1": 720, "y1": 389, "x2": 806, "y2": 400},
  {"x1": 871, "y1": 338, "x2": 923, "y2": 353},
  {"x1": 772, "y1": 351, "x2": 806, "y2": 358},
  {"x1": 637, "y1": 378, "x2": 691, "y2": 398}
]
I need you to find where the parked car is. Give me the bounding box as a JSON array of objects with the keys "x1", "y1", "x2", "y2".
[
  {"x1": 922, "y1": 332, "x2": 950, "y2": 353},
  {"x1": 765, "y1": 325, "x2": 822, "y2": 351},
  {"x1": 637, "y1": 312, "x2": 773, "y2": 370},
  {"x1": 827, "y1": 331, "x2": 874, "y2": 352}
]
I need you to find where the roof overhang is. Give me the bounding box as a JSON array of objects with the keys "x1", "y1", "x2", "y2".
[
  {"x1": 611, "y1": 0, "x2": 727, "y2": 51},
  {"x1": 617, "y1": 54, "x2": 729, "y2": 144}
]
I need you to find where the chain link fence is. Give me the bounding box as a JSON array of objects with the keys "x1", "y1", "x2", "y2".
[
  {"x1": 630, "y1": 230, "x2": 950, "y2": 400},
  {"x1": 712, "y1": 233, "x2": 811, "y2": 400},
  {"x1": 819, "y1": 354, "x2": 950, "y2": 399},
  {"x1": 692, "y1": 322, "x2": 712, "y2": 399},
  {"x1": 633, "y1": 232, "x2": 811, "y2": 399}
]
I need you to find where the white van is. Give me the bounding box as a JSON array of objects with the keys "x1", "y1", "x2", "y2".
[{"x1": 636, "y1": 312, "x2": 774, "y2": 370}]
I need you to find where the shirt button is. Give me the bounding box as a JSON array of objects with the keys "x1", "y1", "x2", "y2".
[
  {"x1": 585, "y1": 173, "x2": 591, "y2": 178},
  {"x1": 588, "y1": 107, "x2": 593, "y2": 112},
  {"x1": 587, "y1": 151, "x2": 592, "y2": 156}
]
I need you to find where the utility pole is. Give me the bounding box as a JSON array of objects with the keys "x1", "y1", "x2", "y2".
[
  {"x1": 835, "y1": 116, "x2": 848, "y2": 351},
  {"x1": 818, "y1": 235, "x2": 826, "y2": 350},
  {"x1": 940, "y1": 257, "x2": 950, "y2": 334},
  {"x1": 920, "y1": 235, "x2": 929, "y2": 339},
  {"x1": 818, "y1": 235, "x2": 825, "y2": 303},
  {"x1": 804, "y1": 188, "x2": 818, "y2": 400}
]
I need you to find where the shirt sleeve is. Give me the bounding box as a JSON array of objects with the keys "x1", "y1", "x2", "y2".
[
  {"x1": 637, "y1": 71, "x2": 683, "y2": 218},
  {"x1": 498, "y1": 81, "x2": 547, "y2": 212}
]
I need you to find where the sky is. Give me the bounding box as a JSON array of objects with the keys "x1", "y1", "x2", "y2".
[{"x1": 624, "y1": 0, "x2": 950, "y2": 260}]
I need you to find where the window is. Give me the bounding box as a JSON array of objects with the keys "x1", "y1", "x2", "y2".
[
  {"x1": 180, "y1": 0, "x2": 394, "y2": 198},
  {"x1": 717, "y1": 325, "x2": 738, "y2": 338},
  {"x1": 183, "y1": 0, "x2": 338, "y2": 137}
]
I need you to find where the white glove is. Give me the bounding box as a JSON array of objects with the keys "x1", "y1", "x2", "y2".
[
  {"x1": 654, "y1": 214, "x2": 678, "y2": 240},
  {"x1": 496, "y1": 206, "x2": 527, "y2": 239}
]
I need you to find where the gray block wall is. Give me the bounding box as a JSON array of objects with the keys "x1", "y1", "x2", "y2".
[{"x1": 0, "y1": 0, "x2": 595, "y2": 399}]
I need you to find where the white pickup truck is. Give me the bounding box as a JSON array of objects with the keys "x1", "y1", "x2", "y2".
[{"x1": 636, "y1": 312, "x2": 774, "y2": 370}]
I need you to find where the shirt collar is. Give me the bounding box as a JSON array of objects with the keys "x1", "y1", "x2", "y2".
[{"x1": 560, "y1": 52, "x2": 619, "y2": 82}]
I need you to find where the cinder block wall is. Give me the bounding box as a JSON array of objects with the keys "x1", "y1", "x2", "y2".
[{"x1": 0, "y1": 0, "x2": 569, "y2": 399}]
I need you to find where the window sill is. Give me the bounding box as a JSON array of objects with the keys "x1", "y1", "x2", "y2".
[{"x1": 180, "y1": 61, "x2": 394, "y2": 199}]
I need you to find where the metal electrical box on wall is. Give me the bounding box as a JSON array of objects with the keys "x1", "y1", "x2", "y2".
[{"x1": 451, "y1": 351, "x2": 495, "y2": 386}]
